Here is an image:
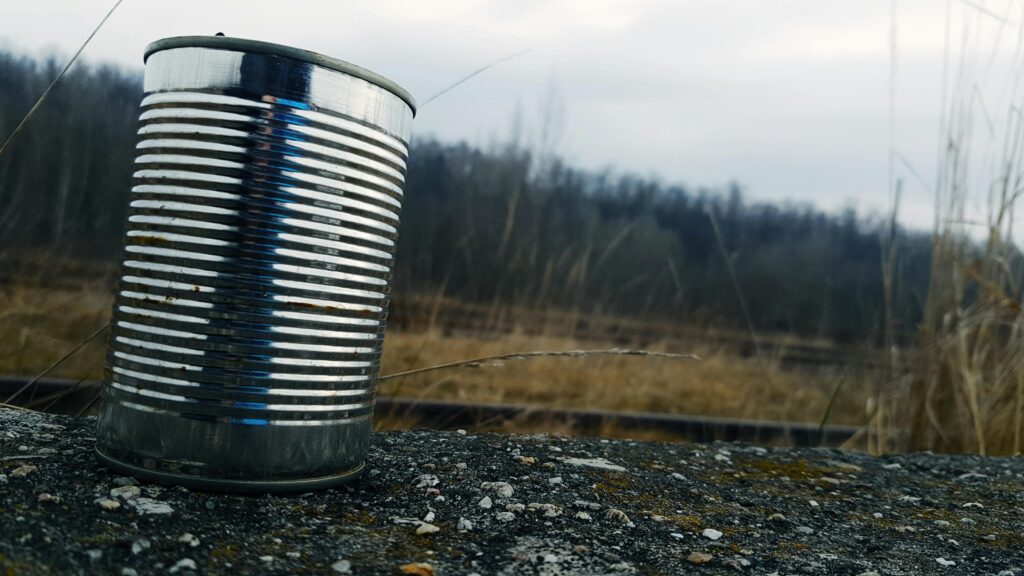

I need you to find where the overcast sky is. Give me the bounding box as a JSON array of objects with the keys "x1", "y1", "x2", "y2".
[{"x1": 2, "y1": 0, "x2": 1022, "y2": 231}]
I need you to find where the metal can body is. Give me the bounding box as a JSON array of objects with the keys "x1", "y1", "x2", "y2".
[{"x1": 95, "y1": 37, "x2": 416, "y2": 492}]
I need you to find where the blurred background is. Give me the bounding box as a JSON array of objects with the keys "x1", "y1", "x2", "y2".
[{"x1": 2, "y1": 0, "x2": 1023, "y2": 454}]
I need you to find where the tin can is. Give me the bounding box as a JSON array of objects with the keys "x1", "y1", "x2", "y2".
[{"x1": 95, "y1": 36, "x2": 416, "y2": 492}]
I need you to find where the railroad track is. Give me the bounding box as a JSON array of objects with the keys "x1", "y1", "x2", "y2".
[{"x1": 0, "y1": 376, "x2": 860, "y2": 448}]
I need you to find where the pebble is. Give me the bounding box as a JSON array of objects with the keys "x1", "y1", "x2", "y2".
[
  {"x1": 722, "y1": 559, "x2": 743, "y2": 570},
  {"x1": 480, "y1": 481, "x2": 514, "y2": 498},
  {"x1": 573, "y1": 500, "x2": 601, "y2": 510},
  {"x1": 687, "y1": 551, "x2": 713, "y2": 564},
  {"x1": 85, "y1": 549, "x2": 102, "y2": 561},
  {"x1": 605, "y1": 508, "x2": 630, "y2": 524},
  {"x1": 457, "y1": 517, "x2": 473, "y2": 531},
  {"x1": 882, "y1": 463, "x2": 902, "y2": 470},
  {"x1": 856, "y1": 572, "x2": 880, "y2": 576},
  {"x1": 527, "y1": 503, "x2": 563, "y2": 517},
  {"x1": 399, "y1": 562, "x2": 435, "y2": 575},
  {"x1": 514, "y1": 455, "x2": 536, "y2": 465},
  {"x1": 110, "y1": 485, "x2": 141, "y2": 500},
  {"x1": 130, "y1": 498, "x2": 173, "y2": 515},
  {"x1": 575, "y1": 511, "x2": 592, "y2": 521},
  {"x1": 131, "y1": 538, "x2": 151, "y2": 555},
  {"x1": 795, "y1": 526, "x2": 815, "y2": 535},
  {"x1": 808, "y1": 500, "x2": 820, "y2": 507},
  {"x1": 178, "y1": 533, "x2": 200, "y2": 547},
  {"x1": 651, "y1": 514, "x2": 668, "y2": 522},
  {"x1": 98, "y1": 498, "x2": 120, "y2": 511},
  {"x1": 506, "y1": 503, "x2": 525, "y2": 513},
  {"x1": 767, "y1": 513, "x2": 786, "y2": 522},
  {"x1": 331, "y1": 559, "x2": 352, "y2": 574},
  {"x1": 560, "y1": 457, "x2": 627, "y2": 472},
  {"x1": 478, "y1": 496, "x2": 493, "y2": 509},
  {"x1": 936, "y1": 558, "x2": 956, "y2": 567},
  {"x1": 548, "y1": 476, "x2": 563, "y2": 485},
  {"x1": 422, "y1": 511, "x2": 435, "y2": 523},
  {"x1": 934, "y1": 520, "x2": 950, "y2": 527},
  {"x1": 495, "y1": 511, "x2": 516, "y2": 522},
  {"x1": 36, "y1": 492, "x2": 59, "y2": 504},
  {"x1": 672, "y1": 472, "x2": 688, "y2": 481},
  {"x1": 10, "y1": 465, "x2": 37, "y2": 478},
  {"x1": 415, "y1": 522, "x2": 440, "y2": 535},
  {"x1": 702, "y1": 528, "x2": 723, "y2": 540},
  {"x1": 670, "y1": 533, "x2": 686, "y2": 541},
  {"x1": 872, "y1": 512, "x2": 883, "y2": 519},
  {"x1": 455, "y1": 462, "x2": 467, "y2": 470},
  {"x1": 169, "y1": 558, "x2": 196, "y2": 574},
  {"x1": 983, "y1": 533, "x2": 998, "y2": 541},
  {"x1": 121, "y1": 569, "x2": 138, "y2": 576},
  {"x1": 413, "y1": 474, "x2": 439, "y2": 488},
  {"x1": 112, "y1": 476, "x2": 138, "y2": 487},
  {"x1": 543, "y1": 554, "x2": 558, "y2": 563}
]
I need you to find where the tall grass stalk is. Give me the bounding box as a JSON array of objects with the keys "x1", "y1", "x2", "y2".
[{"x1": 898, "y1": 3, "x2": 1024, "y2": 455}]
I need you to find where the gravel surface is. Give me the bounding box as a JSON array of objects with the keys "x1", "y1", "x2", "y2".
[{"x1": 1, "y1": 408, "x2": 1023, "y2": 575}]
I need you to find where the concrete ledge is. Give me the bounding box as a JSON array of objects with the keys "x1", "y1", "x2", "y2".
[{"x1": 1, "y1": 408, "x2": 1022, "y2": 575}]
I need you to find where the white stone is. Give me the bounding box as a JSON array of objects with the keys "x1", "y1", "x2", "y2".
[
  {"x1": 169, "y1": 559, "x2": 196, "y2": 574},
  {"x1": 130, "y1": 498, "x2": 173, "y2": 515},
  {"x1": 481, "y1": 481, "x2": 514, "y2": 498},
  {"x1": 560, "y1": 457, "x2": 626, "y2": 472},
  {"x1": 416, "y1": 522, "x2": 440, "y2": 535},
  {"x1": 702, "y1": 528, "x2": 724, "y2": 541},
  {"x1": 110, "y1": 486, "x2": 141, "y2": 500}
]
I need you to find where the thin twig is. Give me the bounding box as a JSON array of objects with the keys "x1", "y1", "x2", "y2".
[
  {"x1": 378, "y1": 348, "x2": 699, "y2": 382},
  {"x1": 3, "y1": 322, "x2": 109, "y2": 405},
  {"x1": 0, "y1": 0, "x2": 126, "y2": 159},
  {"x1": 705, "y1": 207, "x2": 771, "y2": 378},
  {"x1": 419, "y1": 50, "x2": 532, "y2": 109}
]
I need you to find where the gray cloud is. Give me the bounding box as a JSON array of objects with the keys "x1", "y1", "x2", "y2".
[{"x1": 1, "y1": 0, "x2": 1016, "y2": 232}]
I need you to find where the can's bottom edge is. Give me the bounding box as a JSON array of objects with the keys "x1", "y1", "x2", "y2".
[{"x1": 95, "y1": 448, "x2": 366, "y2": 494}]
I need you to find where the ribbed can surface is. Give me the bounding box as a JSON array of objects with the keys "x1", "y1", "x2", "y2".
[{"x1": 95, "y1": 37, "x2": 416, "y2": 492}]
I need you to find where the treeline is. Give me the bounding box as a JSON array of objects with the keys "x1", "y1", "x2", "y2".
[{"x1": 0, "y1": 51, "x2": 931, "y2": 342}]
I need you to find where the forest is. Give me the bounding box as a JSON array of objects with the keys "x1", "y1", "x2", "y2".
[{"x1": 0, "y1": 50, "x2": 932, "y2": 344}]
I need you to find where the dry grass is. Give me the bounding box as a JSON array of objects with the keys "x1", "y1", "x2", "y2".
[
  {"x1": 0, "y1": 283, "x2": 866, "y2": 432},
  {"x1": 0, "y1": 282, "x2": 110, "y2": 382},
  {"x1": 379, "y1": 329, "x2": 864, "y2": 425},
  {"x1": 866, "y1": 5, "x2": 1024, "y2": 457}
]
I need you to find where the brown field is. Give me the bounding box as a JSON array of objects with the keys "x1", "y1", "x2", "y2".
[{"x1": 0, "y1": 282, "x2": 869, "y2": 438}]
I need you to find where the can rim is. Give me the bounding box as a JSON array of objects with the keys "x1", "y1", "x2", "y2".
[{"x1": 144, "y1": 35, "x2": 418, "y2": 115}]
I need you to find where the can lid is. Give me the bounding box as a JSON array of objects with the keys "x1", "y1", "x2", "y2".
[{"x1": 145, "y1": 35, "x2": 417, "y2": 115}]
